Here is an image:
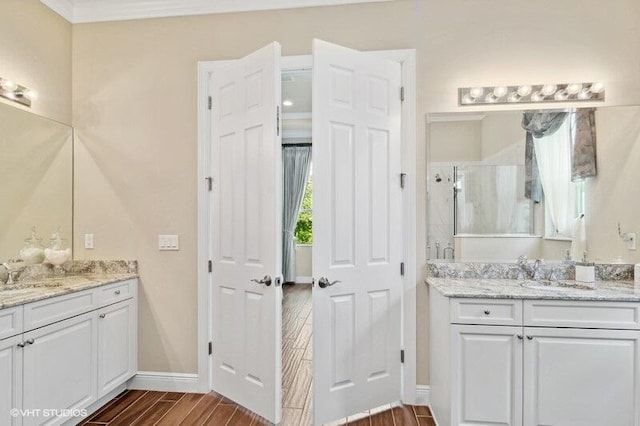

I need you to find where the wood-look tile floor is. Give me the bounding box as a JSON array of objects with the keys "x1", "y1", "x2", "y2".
[{"x1": 79, "y1": 284, "x2": 435, "y2": 425}]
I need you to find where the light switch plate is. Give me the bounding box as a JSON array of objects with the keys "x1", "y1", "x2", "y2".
[
  {"x1": 84, "y1": 233, "x2": 94, "y2": 249},
  {"x1": 159, "y1": 234, "x2": 180, "y2": 251}
]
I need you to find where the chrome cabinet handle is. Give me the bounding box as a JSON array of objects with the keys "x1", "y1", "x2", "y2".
[
  {"x1": 483, "y1": 310, "x2": 491, "y2": 315},
  {"x1": 526, "y1": 335, "x2": 533, "y2": 340},
  {"x1": 17, "y1": 342, "x2": 25, "y2": 348},
  {"x1": 114, "y1": 290, "x2": 121, "y2": 295},
  {"x1": 318, "y1": 277, "x2": 341, "y2": 289},
  {"x1": 251, "y1": 275, "x2": 272, "y2": 287},
  {"x1": 517, "y1": 335, "x2": 523, "y2": 340},
  {"x1": 25, "y1": 339, "x2": 35, "y2": 345},
  {"x1": 99, "y1": 314, "x2": 106, "y2": 319}
]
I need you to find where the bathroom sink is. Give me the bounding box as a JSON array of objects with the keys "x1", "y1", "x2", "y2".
[{"x1": 520, "y1": 280, "x2": 596, "y2": 291}]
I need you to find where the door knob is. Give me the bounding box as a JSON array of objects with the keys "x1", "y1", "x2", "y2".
[
  {"x1": 318, "y1": 277, "x2": 341, "y2": 289},
  {"x1": 251, "y1": 275, "x2": 272, "y2": 287}
]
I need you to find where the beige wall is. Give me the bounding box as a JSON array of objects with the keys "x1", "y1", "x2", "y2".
[
  {"x1": 429, "y1": 121, "x2": 481, "y2": 162},
  {"x1": 69, "y1": 0, "x2": 640, "y2": 385},
  {"x1": 0, "y1": 0, "x2": 72, "y2": 124}
]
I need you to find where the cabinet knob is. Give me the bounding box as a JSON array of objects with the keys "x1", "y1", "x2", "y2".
[
  {"x1": 526, "y1": 335, "x2": 533, "y2": 340},
  {"x1": 99, "y1": 314, "x2": 106, "y2": 319},
  {"x1": 517, "y1": 334, "x2": 524, "y2": 340},
  {"x1": 17, "y1": 342, "x2": 25, "y2": 348},
  {"x1": 25, "y1": 339, "x2": 35, "y2": 345},
  {"x1": 114, "y1": 290, "x2": 121, "y2": 295},
  {"x1": 483, "y1": 310, "x2": 491, "y2": 315}
]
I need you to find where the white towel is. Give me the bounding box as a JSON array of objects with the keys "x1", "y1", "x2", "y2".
[{"x1": 570, "y1": 215, "x2": 587, "y2": 261}]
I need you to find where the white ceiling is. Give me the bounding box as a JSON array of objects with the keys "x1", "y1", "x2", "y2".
[{"x1": 41, "y1": 0, "x2": 392, "y2": 23}]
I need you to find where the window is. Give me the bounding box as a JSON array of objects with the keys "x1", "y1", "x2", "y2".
[
  {"x1": 536, "y1": 118, "x2": 586, "y2": 239},
  {"x1": 294, "y1": 171, "x2": 313, "y2": 244}
]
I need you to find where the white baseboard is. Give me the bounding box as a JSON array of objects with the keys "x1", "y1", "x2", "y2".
[
  {"x1": 415, "y1": 385, "x2": 431, "y2": 406},
  {"x1": 128, "y1": 371, "x2": 199, "y2": 393},
  {"x1": 295, "y1": 276, "x2": 313, "y2": 284}
]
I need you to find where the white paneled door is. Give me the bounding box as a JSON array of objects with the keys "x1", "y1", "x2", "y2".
[
  {"x1": 312, "y1": 39, "x2": 403, "y2": 425},
  {"x1": 210, "y1": 42, "x2": 282, "y2": 424}
]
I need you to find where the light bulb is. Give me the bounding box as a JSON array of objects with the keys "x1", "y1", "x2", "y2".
[
  {"x1": 589, "y1": 82, "x2": 605, "y2": 94},
  {"x1": 469, "y1": 87, "x2": 484, "y2": 99},
  {"x1": 23, "y1": 90, "x2": 37, "y2": 100},
  {"x1": 485, "y1": 93, "x2": 498, "y2": 103},
  {"x1": 461, "y1": 94, "x2": 475, "y2": 104},
  {"x1": 554, "y1": 90, "x2": 569, "y2": 101},
  {"x1": 283, "y1": 99, "x2": 293, "y2": 107},
  {"x1": 508, "y1": 92, "x2": 521, "y2": 103},
  {"x1": 517, "y1": 85, "x2": 532, "y2": 97},
  {"x1": 541, "y1": 84, "x2": 558, "y2": 96},
  {"x1": 566, "y1": 84, "x2": 582, "y2": 95},
  {"x1": 0, "y1": 79, "x2": 18, "y2": 92},
  {"x1": 531, "y1": 91, "x2": 545, "y2": 102},
  {"x1": 493, "y1": 86, "x2": 508, "y2": 98},
  {"x1": 578, "y1": 89, "x2": 593, "y2": 100}
]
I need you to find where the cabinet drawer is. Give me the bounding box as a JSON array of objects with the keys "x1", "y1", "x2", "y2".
[
  {"x1": 450, "y1": 298, "x2": 523, "y2": 325},
  {"x1": 524, "y1": 300, "x2": 640, "y2": 329},
  {"x1": 24, "y1": 289, "x2": 96, "y2": 331},
  {"x1": 0, "y1": 306, "x2": 23, "y2": 340},
  {"x1": 98, "y1": 280, "x2": 135, "y2": 307}
]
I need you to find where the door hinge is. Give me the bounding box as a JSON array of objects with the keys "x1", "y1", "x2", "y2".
[
  {"x1": 208, "y1": 341, "x2": 213, "y2": 355},
  {"x1": 401, "y1": 350, "x2": 405, "y2": 363},
  {"x1": 400, "y1": 262, "x2": 405, "y2": 276},
  {"x1": 400, "y1": 86, "x2": 405, "y2": 102},
  {"x1": 205, "y1": 176, "x2": 212, "y2": 191},
  {"x1": 400, "y1": 173, "x2": 406, "y2": 189},
  {"x1": 208, "y1": 96, "x2": 212, "y2": 110},
  {"x1": 208, "y1": 260, "x2": 212, "y2": 273},
  {"x1": 276, "y1": 106, "x2": 280, "y2": 136}
]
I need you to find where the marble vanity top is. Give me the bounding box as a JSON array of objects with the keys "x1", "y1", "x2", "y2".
[
  {"x1": 0, "y1": 260, "x2": 138, "y2": 309},
  {"x1": 427, "y1": 277, "x2": 640, "y2": 302}
]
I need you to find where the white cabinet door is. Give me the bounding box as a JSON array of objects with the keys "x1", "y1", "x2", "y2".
[
  {"x1": 524, "y1": 327, "x2": 640, "y2": 426},
  {"x1": 98, "y1": 299, "x2": 137, "y2": 397},
  {"x1": 0, "y1": 335, "x2": 23, "y2": 426},
  {"x1": 451, "y1": 325, "x2": 523, "y2": 426},
  {"x1": 312, "y1": 38, "x2": 403, "y2": 425},
  {"x1": 23, "y1": 312, "x2": 98, "y2": 426}
]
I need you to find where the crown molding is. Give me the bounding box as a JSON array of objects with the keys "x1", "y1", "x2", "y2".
[
  {"x1": 41, "y1": 0, "x2": 74, "y2": 22},
  {"x1": 41, "y1": 0, "x2": 391, "y2": 24}
]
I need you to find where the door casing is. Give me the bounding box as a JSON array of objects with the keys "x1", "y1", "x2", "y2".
[{"x1": 197, "y1": 49, "x2": 417, "y2": 404}]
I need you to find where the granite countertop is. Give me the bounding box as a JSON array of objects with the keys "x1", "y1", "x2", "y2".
[
  {"x1": 0, "y1": 273, "x2": 138, "y2": 310},
  {"x1": 427, "y1": 277, "x2": 640, "y2": 302}
]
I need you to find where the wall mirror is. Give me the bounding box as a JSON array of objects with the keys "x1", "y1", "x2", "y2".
[
  {"x1": 0, "y1": 101, "x2": 73, "y2": 266},
  {"x1": 426, "y1": 106, "x2": 640, "y2": 264}
]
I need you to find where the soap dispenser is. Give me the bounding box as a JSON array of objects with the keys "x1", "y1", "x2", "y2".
[
  {"x1": 44, "y1": 227, "x2": 71, "y2": 268},
  {"x1": 19, "y1": 226, "x2": 45, "y2": 264}
]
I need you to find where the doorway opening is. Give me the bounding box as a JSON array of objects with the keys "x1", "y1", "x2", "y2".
[{"x1": 281, "y1": 67, "x2": 314, "y2": 424}]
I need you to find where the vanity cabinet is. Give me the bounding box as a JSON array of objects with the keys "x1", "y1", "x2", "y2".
[
  {"x1": 430, "y1": 291, "x2": 640, "y2": 426},
  {"x1": 0, "y1": 278, "x2": 137, "y2": 426}
]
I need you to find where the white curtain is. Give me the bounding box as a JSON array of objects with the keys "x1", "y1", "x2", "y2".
[
  {"x1": 534, "y1": 118, "x2": 575, "y2": 238},
  {"x1": 282, "y1": 145, "x2": 312, "y2": 283}
]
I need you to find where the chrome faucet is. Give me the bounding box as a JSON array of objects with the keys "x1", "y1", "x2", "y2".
[
  {"x1": 2, "y1": 263, "x2": 17, "y2": 285},
  {"x1": 517, "y1": 256, "x2": 544, "y2": 281},
  {"x1": 443, "y1": 243, "x2": 455, "y2": 260}
]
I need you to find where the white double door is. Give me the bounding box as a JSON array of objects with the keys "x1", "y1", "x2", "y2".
[{"x1": 209, "y1": 39, "x2": 403, "y2": 425}]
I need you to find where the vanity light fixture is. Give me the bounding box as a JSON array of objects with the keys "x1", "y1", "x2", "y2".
[
  {"x1": 459, "y1": 82, "x2": 605, "y2": 106},
  {"x1": 283, "y1": 99, "x2": 293, "y2": 107},
  {"x1": 0, "y1": 77, "x2": 36, "y2": 107}
]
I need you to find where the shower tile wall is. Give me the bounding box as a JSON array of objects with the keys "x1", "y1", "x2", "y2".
[{"x1": 427, "y1": 163, "x2": 455, "y2": 259}]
